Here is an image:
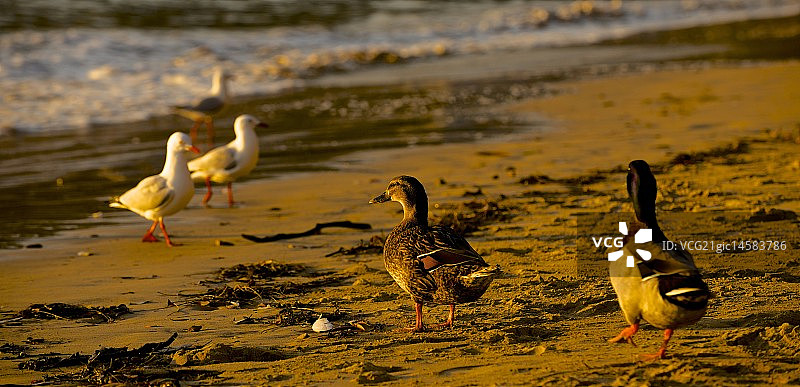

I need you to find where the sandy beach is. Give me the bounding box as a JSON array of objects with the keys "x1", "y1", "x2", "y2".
[{"x1": 1, "y1": 61, "x2": 799, "y2": 385}]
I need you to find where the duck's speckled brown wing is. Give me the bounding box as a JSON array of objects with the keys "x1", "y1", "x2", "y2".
[
  {"x1": 414, "y1": 226, "x2": 489, "y2": 301},
  {"x1": 419, "y1": 226, "x2": 488, "y2": 270}
]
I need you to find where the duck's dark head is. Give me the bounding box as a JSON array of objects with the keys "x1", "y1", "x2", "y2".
[
  {"x1": 627, "y1": 160, "x2": 658, "y2": 227},
  {"x1": 370, "y1": 175, "x2": 428, "y2": 224}
]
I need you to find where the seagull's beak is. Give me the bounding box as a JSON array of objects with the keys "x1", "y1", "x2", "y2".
[
  {"x1": 187, "y1": 145, "x2": 201, "y2": 154},
  {"x1": 257, "y1": 122, "x2": 269, "y2": 129},
  {"x1": 369, "y1": 192, "x2": 390, "y2": 204}
]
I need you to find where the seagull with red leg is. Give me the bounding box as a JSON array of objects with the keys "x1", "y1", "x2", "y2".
[
  {"x1": 172, "y1": 67, "x2": 233, "y2": 149},
  {"x1": 110, "y1": 132, "x2": 200, "y2": 246},
  {"x1": 370, "y1": 175, "x2": 500, "y2": 332},
  {"x1": 187, "y1": 114, "x2": 267, "y2": 208},
  {"x1": 608, "y1": 160, "x2": 711, "y2": 360}
]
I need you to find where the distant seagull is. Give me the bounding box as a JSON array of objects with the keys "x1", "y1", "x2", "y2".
[
  {"x1": 110, "y1": 132, "x2": 200, "y2": 246},
  {"x1": 172, "y1": 67, "x2": 233, "y2": 148},
  {"x1": 188, "y1": 114, "x2": 268, "y2": 207}
]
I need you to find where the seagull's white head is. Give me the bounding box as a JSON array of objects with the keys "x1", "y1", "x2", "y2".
[
  {"x1": 167, "y1": 132, "x2": 201, "y2": 155},
  {"x1": 234, "y1": 114, "x2": 269, "y2": 134}
]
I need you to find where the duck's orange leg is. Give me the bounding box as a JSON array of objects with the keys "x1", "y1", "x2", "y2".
[
  {"x1": 398, "y1": 302, "x2": 425, "y2": 332},
  {"x1": 609, "y1": 323, "x2": 639, "y2": 346},
  {"x1": 639, "y1": 329, "x2": 673, "y2": 361},
  {"x1": 437, "y1": 304, "x2": 455, "y2": 329}
]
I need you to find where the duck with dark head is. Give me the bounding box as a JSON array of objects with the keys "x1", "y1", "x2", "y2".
[
  {"x1": 609, "y1": 160, "x2": 711, "y2": 360},
  {"x1": 370, "y1": 175, "x2": 500, "y2": 332}
]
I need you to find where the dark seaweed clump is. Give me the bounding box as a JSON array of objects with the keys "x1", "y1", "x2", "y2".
[
  {"x1": 218, "y1": 260, "x2": 307, "y2": 280},
  {"x1": 432, "y1": 199, "x2": 515, "y2": 236},
  {"x1": 18, "y1": 303, "x2": 131, "y2": 323},
  {"x1": 668, "y1": 141, "x2": 748, "y2": 166},
  {"x1": 19, "y1": 333, "x2": 222, "y2": 385},
  {"x1": 185, "y1": 260, "x2": 350, "y2": 310},
  {"x1": 326, "y1": 235, "x2": 386, "y2": 257}
]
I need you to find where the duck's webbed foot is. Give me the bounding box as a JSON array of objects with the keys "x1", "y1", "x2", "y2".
[
  {"x1": 435, "y1": 304, "x2": 455, "y2": 329},
  {"x1": 608, "y1": 323, "x2": 639, "y2": 347},
  {"x1": 638, "y1": 329, "x2": 672, "y2": 361},
  {"x1": 399, "y1": 325, "x2": 426, "y2": 333},
  {"x1": 397, "y1": 302, "x2": 426, "y2": 332},
  {"x1": 638, "y1": 349, "x2": 667, "y2": 361}
]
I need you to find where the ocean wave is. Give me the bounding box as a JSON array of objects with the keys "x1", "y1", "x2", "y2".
[{"x1": 1, "y1": 0, "x2": 798, "y2": 133}]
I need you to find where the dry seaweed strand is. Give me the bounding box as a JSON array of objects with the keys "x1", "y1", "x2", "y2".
[{"x1": 242, "y1": 221, "x2": 372, "y2": 243}]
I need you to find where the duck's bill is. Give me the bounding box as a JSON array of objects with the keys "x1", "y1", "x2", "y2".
[
  {"x1": 257, "y1": 122, "x2": 269, "y2": 128},
  {"x1": 369, "y1": 192, "x2": 390, "y2": 204},
  {"x1": 188, "y1": 145, "x2": 202, "y2": 154}
]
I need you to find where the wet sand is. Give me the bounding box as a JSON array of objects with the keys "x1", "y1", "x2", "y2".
[{"x1": 1, "y1": 61, "x2": 799, "y2": 385}]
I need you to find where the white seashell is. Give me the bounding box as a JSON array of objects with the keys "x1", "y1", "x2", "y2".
[{"x1": 312, "y1": 315, "x2": 334, "y2": 332}]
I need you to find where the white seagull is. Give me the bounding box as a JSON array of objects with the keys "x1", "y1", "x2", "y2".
[
  {"x1": 188, "y1": 114, "x2": 268, "y2": 207},
  {"x1": 172, "y1": 67, "x2": 233, "y2": 148},
  {"x1": 110, "y1": 132, "x2": 200, "y2": 246}
]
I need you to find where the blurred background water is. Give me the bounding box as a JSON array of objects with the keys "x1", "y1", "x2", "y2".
[{"x1": 1, "y1": 0, "x2": 799, "y2": 248}]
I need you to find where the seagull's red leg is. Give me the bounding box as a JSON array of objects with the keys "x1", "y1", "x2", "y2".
[
  {"x1": 398, "y1": 302, "x2": 425, "y2": 332},
  {"x1": 205, "y1": 117, "x2": 215, "y2": 148},
  {"x1": 202, "y1": 177, "x2": 213, "y2": 207},
  {"x1": 639, "y1": 329, "x2": 673, "y2": 361},
  {"x1": 227, "y1": 182, "x2": 235, "y2": 207},
  {"x1": 141, "y1": 220, "x2": 159, "y2": 242},
  {"x1": 189, "y1": 120, "x2": 201, "y2": 145},
  {"x1": 437, "y1": 304, "x2": 455, "y2": 329},
  {"x1": 609, "y1": 322, "x2": 639, "y2": 346},
  {"x1": 159, "y1": 219, "x2": 180, "y2": 247}
]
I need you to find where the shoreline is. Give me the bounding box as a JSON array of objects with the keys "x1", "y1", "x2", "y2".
[
  {"x1": 2, "y1": 57, "x2": 792, "y2": 251},
  {"x1": 4, "y1": 59, "x2": 796, "y2": 255},
  {"x1": 1, "y1": 60, "x2": 799, "y2": 385}
]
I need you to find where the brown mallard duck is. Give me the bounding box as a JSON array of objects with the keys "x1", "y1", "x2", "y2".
[
  {"x1": 608, "y1": 160, "x2": 710, "y2": 360},
  {"x1": 370, "y1": 175, "x2": 500, "y2": 332}
]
